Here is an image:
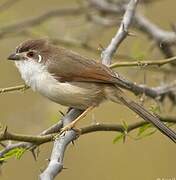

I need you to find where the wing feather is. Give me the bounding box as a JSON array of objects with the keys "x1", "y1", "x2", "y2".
[{"x1": 47, "y1": 46, "x2": 116, "y2": 84}]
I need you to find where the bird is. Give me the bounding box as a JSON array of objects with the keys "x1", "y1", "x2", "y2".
[{"x1": 7, "y1": 39, "x2": 176, "y2": 143}]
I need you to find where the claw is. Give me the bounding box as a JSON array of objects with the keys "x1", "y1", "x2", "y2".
[{"x1": 60, "y1": 123, "x2": 74, "y2": 135}]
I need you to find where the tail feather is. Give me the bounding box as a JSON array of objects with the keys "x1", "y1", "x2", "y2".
[{"x1": 116, "y1": 93, "x2": 176, "y2": 143}]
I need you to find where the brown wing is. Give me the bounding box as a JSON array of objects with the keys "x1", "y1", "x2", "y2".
[{"x1": 47, "y1": 46, "x2": 117, "y2": 84}]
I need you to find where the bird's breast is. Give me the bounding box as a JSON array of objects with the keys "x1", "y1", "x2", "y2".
[{"x1": 15, "y1": 60, "x2": 105, "y2": 109}]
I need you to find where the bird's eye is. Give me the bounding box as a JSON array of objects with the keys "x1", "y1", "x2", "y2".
[{"x1": 27, "y1": 51, "x2": 34, "y2": 58}]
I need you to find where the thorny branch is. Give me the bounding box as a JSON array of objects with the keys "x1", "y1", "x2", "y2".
[
  {"x1": 88, "y1": 0, "x2": 176, "y2": 61},
  {"x1": 40, "y1": 109, "x2": 83, "y2": 179},
  {"x1": 109, "y1": 56, "x2": 176, "y2": 68},
  {"x1": 101, "y1": 0, "x2": 138, "y2": 65},
  {"x1": 0, "y1": 117, "x2": 175, "y2": 145}
]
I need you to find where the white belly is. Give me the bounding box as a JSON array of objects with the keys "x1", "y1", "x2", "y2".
[{"x1": 15, "y1": 60, "x2": 104, "y2": 109}]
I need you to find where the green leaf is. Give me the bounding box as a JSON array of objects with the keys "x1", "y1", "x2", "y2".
[
  {"x1": 122, "y1": 121, "x2": 128, "y2": 131},
  {"x1": 149, "y1": 104, "x2": 161, "y2": 114},
  {"x1": 15, "y1": 148, "x2": 26, "y2": 160},
  {"x1": 137, "y1": 123, "x2": 153, "y2": 136},
  {"x1": 0, "y1": 148, "x2": 26, "y2": 162},
  {"x1": 137, "y1": 123, "x2": 157, "y2": 140},
  {"x1": 137, "y1": 129, "x2": 157, "y2": 140},
  {"x1": 113, "y1": 133, "x2": 124, "y2": 144}
]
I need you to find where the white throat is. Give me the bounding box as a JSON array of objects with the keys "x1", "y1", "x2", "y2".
[{"x1": 15, "y1": 60, "x2": 55, "y2": 91}]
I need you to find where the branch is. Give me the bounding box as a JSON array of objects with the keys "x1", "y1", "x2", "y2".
[
  {"x1": 81, "y1": 117, "x2": 176, "y2": 135},
  {"x1": 113, "y1": 74, "x2": 176, "y2": 102},
  {"x1": 110, "y1": 56, "x2": 176, "y2": 68},
  {"x1": 101, "y1": 0, "x2": 138, "y2": 65},
  {"x1": 0, "y1": 117, "x2": 175, "y2": 146},
  {"x1": 88, "y1": 0, "x2": 176, "y2": 60},
  {"x1": 0, "y1": 118, "x2": 64, "y2": 159},
  {"x1": 0, "y1": 128, "x2": 54, "y2": 143},
  {"x1": 40, "y1": 109, "x2": 83, "y2": 180}
]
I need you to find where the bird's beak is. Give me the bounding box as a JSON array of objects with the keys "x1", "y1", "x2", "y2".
[{"x1": 7, "y1": 53, "x2": 21, "y2": 61}]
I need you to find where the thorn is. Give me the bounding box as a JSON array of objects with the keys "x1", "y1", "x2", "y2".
[
  {"x1": 31, "y1": 149, "x2": 37, "y2": 161},
  {"x1": 36, "y1": 147, "x2": 40, "y2": 158},
  {"x1": 59, "y1": 110, "x2": 65, "y2": 117},
  {"x1": 127, "y1": 31, "x2": 137, "y2": 37},
  {"x1": 3, "y1": 126, "x2": 8, "y2": 135},
  {"x1": 153, "y1": 113, "x2": 161, "y2": 119},
  {"x1": 46, "y1": 158, "x2": 50, "y2": 162},
  {"x1": 63, "y1": 167, "x2": 68, "y2": 170},
  {"x1": 71, "y1": 140, "x2": 75, "y2": 145}
]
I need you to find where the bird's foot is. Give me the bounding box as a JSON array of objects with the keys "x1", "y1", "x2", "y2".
[{"x1": 59, "y1": 122, "x2": 81, "y2": 136}]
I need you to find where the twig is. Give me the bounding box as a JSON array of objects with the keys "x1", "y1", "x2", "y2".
[
  {"x1": 0, "y1": 128, "x2": 54, "y2": 143},
  {"x1": 81, "y1": 117, "x2": 176, "y2": 135},
  {"x1": 101, "y1": 0, "x2": 138, "y2": 65},
  {"x1": 113, "y1": 74, "x2": 176, "y2": 102},
  {"x1": 0, "y1": 119, "x2": 63, "y2": 159},
  {"x1": 0, "y1": 85, "x2": 29, "y2": 93},
  {"x1": 109, "y1": 56, "x2": 176, "y2": 68}
]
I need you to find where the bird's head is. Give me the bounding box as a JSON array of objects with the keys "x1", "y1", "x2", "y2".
[{"x1": 8, "y1": 39, "x2": 50, "y2": 64}]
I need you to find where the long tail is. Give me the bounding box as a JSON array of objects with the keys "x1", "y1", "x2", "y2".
[{"x1": 112, "y1": 91, "x2": 176, "y2": 143}]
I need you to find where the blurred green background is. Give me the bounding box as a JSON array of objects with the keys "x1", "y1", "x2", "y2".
[{"x1": 0, "y1": 0, "x2": 176, "y2": 179}]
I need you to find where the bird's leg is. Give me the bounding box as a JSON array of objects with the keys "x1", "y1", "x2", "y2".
[{"x1": 60, "y1": 106, "x2": 95, "y2": 135}]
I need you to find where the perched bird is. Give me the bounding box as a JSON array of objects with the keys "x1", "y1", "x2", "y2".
[{"x1": 8, "y1": 39, "x2": 176, "y2": 142}]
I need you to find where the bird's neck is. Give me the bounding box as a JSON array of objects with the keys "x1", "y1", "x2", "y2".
[{"x1": 15, "y1": 60, "x2": 48, "y2": 91}]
